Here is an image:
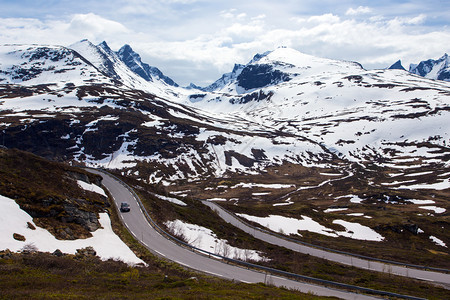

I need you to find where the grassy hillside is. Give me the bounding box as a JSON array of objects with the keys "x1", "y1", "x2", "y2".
[
  {"x1": 113, "y1": 173, "x2": 450, "y2": 299},
  {"x1": 0, "y1": 148, "x2": 329, "y2": 299},
  {"x1": 0, "y1": 148, "x2": 448, "y2": 299},
  {"x1": 0, "y1": 148, "x2": 108, "y2": 239},
  {"x1": 162, "y1": 162, "x2": 450, "y2": 270},
  {"x1": 0, "y1": 251, "x2": 325, "y2": 299}
]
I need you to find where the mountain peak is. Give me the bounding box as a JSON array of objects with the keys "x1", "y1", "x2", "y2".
[
  {"x1": 388, "y1": 60, "x2": 406, "y2": 70},
  {"x1": 116, "y1": 44, "x2": 178, "y2": 87},
  {"x1": 409, "y1": 53, "x2": 450, "y2": 81},
  {"x1": 97, "y1": 41, "x2": 115, "y2": 56},
  {"x1": 118, "y1": 44, "x2": 133, "y2": 54},
  {"x1": 70, "y1": 39, "x2": 96, "y2": 49}
]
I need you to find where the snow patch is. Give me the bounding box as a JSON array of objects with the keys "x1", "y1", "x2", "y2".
[
  {"x1": 153, "y1": 194, "x2": 187, "y2": 206},
  {"x1": 231, "y1": 183, "x2": 295, "y2": 189},
  {"x1": 237, "y1": 213, "x2": 384, "y2": 241},
  {"x1": 165, "y1": 219, "x2": 266, "y2": 261},
  {"x1": 419, "y1": 206, "x2": 446, "y2": 214},
  {"x1": 77, "y1": 180, "x2": 107, "y2": 197},
  {"x1": 0, "y1": 194, "x2": 144, "y2": 265},
  {"x1": 324, "y1": 207, "x2": 348, "y2": 213},
  {"x1": 429, "y1": 236, "x2": 447, "y2": 248}
]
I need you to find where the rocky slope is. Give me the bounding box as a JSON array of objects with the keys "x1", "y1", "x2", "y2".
[
  {"x1": 0, "y1": 41, "x2": 448, "y2": 265},
  {"x1": 0, "y1": 148, "x2": 108, "y2": 239},
  {"x1": 409, "y1": 53, "x2": 450, "y2": 82},
  {"x1": 1, "y1": 43, "x2": 449, "y2": 186}
]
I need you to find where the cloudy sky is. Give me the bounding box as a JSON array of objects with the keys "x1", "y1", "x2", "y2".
[{"x1": 1, "y1": 0, "x2": 449, "y2": 86}]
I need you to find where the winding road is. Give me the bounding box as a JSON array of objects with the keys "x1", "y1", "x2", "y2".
[
  {"x1": 90, "y1": 169, "x2": 382, "y2": 300},
  {"x1": 202, "y1": 201, "x2": 450, "y2": 286}
]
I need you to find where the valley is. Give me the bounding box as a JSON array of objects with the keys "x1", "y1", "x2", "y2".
[{"x1": 0, "y1": 40, "x2": 449, "y2": 298}]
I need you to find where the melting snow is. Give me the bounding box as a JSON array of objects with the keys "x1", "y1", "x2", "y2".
[
  {"x1": 164, "y1": 219, "x2": 266, "y2": 261},
  {"x1": 332, "y1": 220, "x2": 384, "y2": 241},
  {"x1": 429, "y1": 236, "x2": 447, "y2": 248},
  {"x1": 252, "y1": 192, "x2": 271, "y2": 196},
  {"x1": 407, "y1": 199, "x2": 435, "y2": 205},
  {"x1": 206, "y1": 198, "x2": 227, "y2": 201},
  {"x1": 77, "y1": 180, "x2": 107, "y2": 197},
  {"x1": 232, "y1": 183, "x2": 295, "y2": 189},
  {"x1": 397, "y1": 178, "x2": 450, "y2": 190},
  {"x1": 419, "y1": 206, "x2": 446, "y2": 214},
  {"x1": 324, "y1": 207, "x2": 348, "y2": 213},
  {"x1": 153, "y1": 194, "x2": 187, "y2": 206},
  {"x1": 335, "y1": 194, "x2": 364, "y2": 204},
  {"x1": 0, "y1": 194, "x2": 144, "y2": 265},
  {"x1": 273, "y1": 197, "x2": 294, "y2": 206},
  {"x1": 237, "y1": 213, "x2": 384, "y2": 241},
  {"x1": 404, "y1": 171, "x2": 434, "y2": 177}
]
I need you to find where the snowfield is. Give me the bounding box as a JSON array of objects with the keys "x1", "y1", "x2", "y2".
[
  {"x1": 77, "y1": 180, "x2": 108, "y2": 197},
  {"x1": 165, "y1": 219, "x2": 267, "y2": 262},
  {"x1": 0, "y1": 195, "x2": 144, "y2": 265},
  {"x1": 237, "y1": 213, "x2": 384, "y2": 241}
]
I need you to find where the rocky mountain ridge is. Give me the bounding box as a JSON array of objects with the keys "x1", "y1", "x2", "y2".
[
  {"x1": 387, "y1": 53, "x2": 450, "y2": 81},
  {"x1": 0, "y1": 41, "x2": 449, "y2": 190},
  {"x1": 0, "y1": 40, "x2": 448, "y2": 266}
]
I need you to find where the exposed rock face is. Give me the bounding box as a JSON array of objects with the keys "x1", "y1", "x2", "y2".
[
  {"x1": 62, "y1": 203, "x2": 100, "y2": 232},
  {"x1": 117, "y1": 44, "x2": 179, "y2": 87},
  {"x1": 388, "y1": 60, "x2": 406, "y2": 70},
  {"x1": 237, "y1": 64, "x2": 290, "y2": 90},
  {"x1": 75, "y1": 246, "x2": 97, "y2": 258},
  {"x1": 0, "y1": 148, "x2": 108, "y2": 240},
  {"x1": 409, "y1": 53, "x2": 450, "y2": 81}
]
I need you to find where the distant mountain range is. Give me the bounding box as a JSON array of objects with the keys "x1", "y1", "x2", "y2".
[
  {"x1": 0, "y1": 40, "x2": 449, "y2": 190},
  {"x1": 388, "y1": 53, "x2": 450, "y2": 82}
]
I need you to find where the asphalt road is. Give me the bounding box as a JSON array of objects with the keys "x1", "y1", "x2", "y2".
[
  {"x1": 89, "y1": 169, "x2": 381, "y2": 300},
  {"x1": 202, "y1": 201, "x2": 450, "y2": 286}
]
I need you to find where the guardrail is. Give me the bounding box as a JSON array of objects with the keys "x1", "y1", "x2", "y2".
[
  {"x1": 208, "y1": 201, "x2": 450, "y2": 274},
  {"x1": 94, "y1": 168, "x2": 427, "y2": 300}
]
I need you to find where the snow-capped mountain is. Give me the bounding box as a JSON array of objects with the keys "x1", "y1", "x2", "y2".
[
  {"x1": 69, "y1": 40, "x2": 184, "y2": 98},
  {"x1": 409, "y1": 53, "x2": 450, "y2": 81},
  {"x1": 1, "y1": 42, "x2": 449, "y2": 275},
  {"x1": 0, "y1": 42, "x2": 449, "y2": 191},
  {"x1": 201, "y1": 63, "x2": 245, "y2": 92},
  {"x1": 202, "y1": 47, "x2": 363, "y2": 94},
  {"x1": 0, "y1": 44, "x2": 113, "y2": 86},
  {"x1": 117, "y1": 44, "x2": 178, "y2": 87},
  {"x1": 187, "y1": 47, "x2": 450, "y2": 184},
  {"x1": 387, "y1": 60, "x2": 406, "y2": 70}
]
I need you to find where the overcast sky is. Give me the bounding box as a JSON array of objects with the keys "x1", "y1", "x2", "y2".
[{"x1": 1, "y1": 0, "x2": 449, "y2": 86}]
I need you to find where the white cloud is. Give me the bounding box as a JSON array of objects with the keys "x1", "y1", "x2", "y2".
[
  {"x1": 307, "y1": 13, "x2": 341, "y2": 24},
  {"x1": 252, "y1": 14, "x2": 266, "y2": 21},
  {"x1": 220, "y1": 9, "x2": 247, "y2": 20},
  {"x1": 160, "y1": 0, "x2": 199, "y2": 3},
  {"x1": 68, "y1": 13, "x2": 130, "y2": 38},
  {"x1": 346, "y1": 6, "x2": 372, "y2": 16},
  {"x1": 0, "y1": 8, "x2": 448, "y2": 86},
  {"x1": 388, "y1": 14, "x2": 427, "y2": 27}
]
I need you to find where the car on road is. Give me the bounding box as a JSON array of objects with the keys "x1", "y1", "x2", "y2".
[{"x1": 120, "y1": 202, "x2": 130, "y2": 212}]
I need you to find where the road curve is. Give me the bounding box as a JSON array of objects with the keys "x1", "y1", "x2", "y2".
[
  {"x1": 203, "y1": 201, "x2": 450, "y2": 286},
  {"x1": 89, "y1": 169, "x2": 380, "y2": 300}
]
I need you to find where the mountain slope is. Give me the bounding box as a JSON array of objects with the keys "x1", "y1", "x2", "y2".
[
  {"x1": 0, "y1": 44, "x2": 113, "y2": 86},
  {"x1": 0, "y1": 148, "x2": 108, "y2": 240},
  {"x1": 0, "y1": 42, "x2": 449, "y2": 271},
  {"x1": 69, "y1": 40, "x2": 184, "y2": 98},
  {"x1": 1, "y1": 44, "x2": 449, "y2": 187},
  {"x1": 388, "y1": 60, "x2": 406, "y2": 70},
  {"x1": 117, "y1": 44, "x2": 178, "y2": 87},
  {"x1": 409, "y1": 53, "x2": 450, "y2": 81},
  {"x1": 189, "y1": 48, "x2": 450, "y2": 172},
  {"x1": 204, "y1": 47, "x2": 364, "y2": 94}
]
